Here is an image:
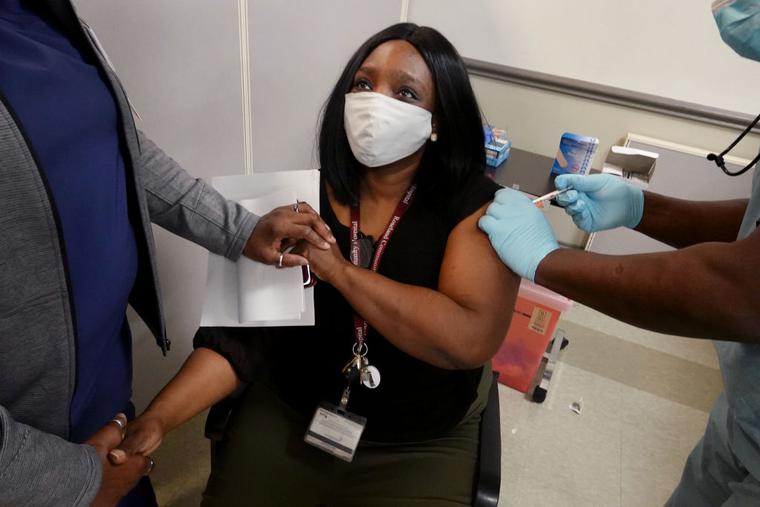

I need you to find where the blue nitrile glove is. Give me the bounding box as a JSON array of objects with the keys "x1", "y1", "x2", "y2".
[
  {"x1": 478, "y1": 187, "x2": 559, "y2": 282},
  {"x1": 554, "y1": 173, "x2": 644, "y2": 233}
]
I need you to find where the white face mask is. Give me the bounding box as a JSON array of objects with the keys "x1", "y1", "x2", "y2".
[{"x1": 343, "y1": 92, "x2": 433, "y2": 168}]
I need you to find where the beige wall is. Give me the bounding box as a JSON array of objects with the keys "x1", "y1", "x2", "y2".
[
  {"x1": 409, "y1": 0, "x2": 760, "y2": 116},
  {"x1": 472, "y1": 75, "x2": 760, "y2": 165}
]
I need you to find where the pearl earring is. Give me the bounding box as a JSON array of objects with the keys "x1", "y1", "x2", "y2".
[{"x1": 430, "y1": 132, "x2": 438, "y2": 142}]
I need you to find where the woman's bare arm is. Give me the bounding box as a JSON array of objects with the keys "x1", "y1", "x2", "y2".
[
  {"x1": 307, "y1": 204, "x2": 520, "y2": 370},
  {"x1": 112, "y1": 348, "x2": 240, "y2": 459}
]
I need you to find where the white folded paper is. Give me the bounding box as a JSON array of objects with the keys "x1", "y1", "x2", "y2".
[
  {"x1": 237, "y1": 190, "x2": 304, "y2": 322},
  {"x1": 200, "y1": 170, "x2": 320, "y2": 327}
]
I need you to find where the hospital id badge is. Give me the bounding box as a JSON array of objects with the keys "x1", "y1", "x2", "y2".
[{"x1": 304, "y1": 402, "x2": 366, "y2": 462}]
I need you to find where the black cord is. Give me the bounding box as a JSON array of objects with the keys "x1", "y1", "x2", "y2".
[{"x1": 707, "y1": 111, "x2": 760, "y2": 176}]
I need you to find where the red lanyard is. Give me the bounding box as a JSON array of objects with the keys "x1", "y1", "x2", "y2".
[{"x1": 349, "y1": 184, "x2": 417, "y2": 350}]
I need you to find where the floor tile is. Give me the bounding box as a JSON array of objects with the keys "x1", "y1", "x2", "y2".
[
  {"x1": 561, "y1": 305, "x2": 719, "y2": 369},
  {"x1": 152, "y1": 412, "x2": 209, "y2": 506}
]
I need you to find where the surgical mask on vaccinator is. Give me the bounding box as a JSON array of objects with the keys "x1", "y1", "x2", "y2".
[
  {"x1": 343, "y1": 92, "x2": 432, "y2": 168},
  {"x1": 713, "y1": 0, "x2": 760, "y2": 61}
]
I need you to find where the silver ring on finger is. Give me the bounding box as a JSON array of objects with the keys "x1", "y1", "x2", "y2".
[
  {"x1": 278, "y1": 253, "x2": 284, "y2": 268},
  {"x1": 110, "y1": 417, "x2": 126, "y2": 431},
  {"x1": 144, "y1": 456, "x2": 155, "y2": 476},
  {"x1": 292, "y1": 200, "x2": 301, "y2": 213}
]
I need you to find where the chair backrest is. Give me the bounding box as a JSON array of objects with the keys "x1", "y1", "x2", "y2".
[
  {"x1": 204, "y1": 396, "x2": 238, "y2": 468},
  {"x1": 472, "y1": 372, "x2": 502, "y2": 507}
]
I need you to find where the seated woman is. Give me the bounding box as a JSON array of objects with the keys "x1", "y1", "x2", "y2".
[{"x1": 119, "y1": 23, "x2": 518, "y2": 506}]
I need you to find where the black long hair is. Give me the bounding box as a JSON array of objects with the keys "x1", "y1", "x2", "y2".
[{"x1": 319, "y1": 23, "x2": 485, "y2": 206}]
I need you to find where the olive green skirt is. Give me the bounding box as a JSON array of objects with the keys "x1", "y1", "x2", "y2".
[{"x1": 202, "y1": 365, "x2": 492, "y2": 507}]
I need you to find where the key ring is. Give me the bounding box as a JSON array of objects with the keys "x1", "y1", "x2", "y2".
[
  {"x1": 352, "y1": 342, "x2": 368, "y2": 357},
  {"x1": 292, "y1": 200, "x2": 301, "y2": 213}
]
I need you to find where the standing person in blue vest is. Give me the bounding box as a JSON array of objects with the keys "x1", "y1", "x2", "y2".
[
  {"x1": 0, "y1": 0, "x2": 334, "y2": 505},
  {"x1": 479, "y1": 1, "x2": 760, "y2": 504}
]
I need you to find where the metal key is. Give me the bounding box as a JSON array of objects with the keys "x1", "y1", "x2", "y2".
[
  {"x1": 345, "y1": 362, "x2": 361, "y2": 385},
  {"x1": 339, "y1": 385, "x2": 351, "y2": 410},
  {"x1": 340, "y1": 360, "x2": 362, "y2": 411},
  {"x1": 342, "y1": 355, "x2": 361, "y2": 377}
]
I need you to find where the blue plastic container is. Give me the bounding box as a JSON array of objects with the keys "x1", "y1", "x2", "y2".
[{"x1": 484, "y1": 125, "x2": 511, "y2": 168}]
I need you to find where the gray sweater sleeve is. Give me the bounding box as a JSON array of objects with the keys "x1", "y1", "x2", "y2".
[
  {"x1": 0, "y1": 406, "x2": 102, "y2": 507},
  {"x1": 137, "y1": 131, "x2": 259, "y2": 261}
]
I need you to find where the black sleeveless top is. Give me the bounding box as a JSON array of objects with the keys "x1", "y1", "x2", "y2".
[{"x1": 195, "y1": 171, "x2": 501, "y2": 443}]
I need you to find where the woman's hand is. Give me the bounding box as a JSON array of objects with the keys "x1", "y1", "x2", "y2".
[
  {"x1": 107, "y1": 348, "x2": 240, "y2": 469},
  {"x1": 244, "y1": 201, "x2": 336, "y2": 267},
  {"x1": 86, "y1": 414, "x2": 151, "y2": 507},
  {"x1": 107, "y1": 413, "x2": 166, "y2": 464},
  {"x1": 297, "y1": 240, "x2": 351, "y2": 284}
]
